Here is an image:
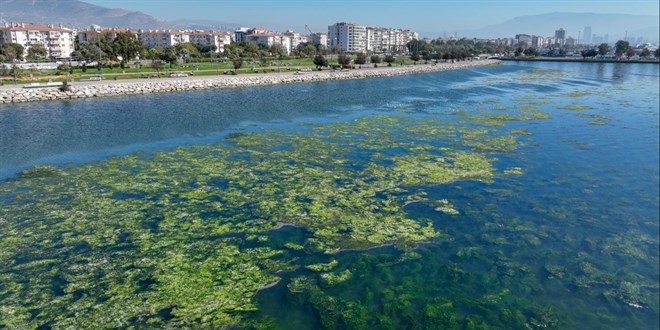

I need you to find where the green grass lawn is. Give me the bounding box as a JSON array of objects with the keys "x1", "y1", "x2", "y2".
[{"x1": 1, "y1": 56, "x2": 436, "y2": 85}]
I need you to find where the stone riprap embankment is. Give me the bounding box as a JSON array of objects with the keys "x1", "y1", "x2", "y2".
[{"x1": 0, "y1": 60, "x2": 499, "y2": 104}]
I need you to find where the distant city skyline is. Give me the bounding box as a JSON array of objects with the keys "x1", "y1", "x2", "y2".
[{"x1": 83, "y1": 0, "x2": 659, "y2": 35}]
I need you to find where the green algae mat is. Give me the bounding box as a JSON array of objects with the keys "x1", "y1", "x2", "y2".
[
  {"x1": 0, "y1": 110, "x2": 535, "y2": 328},
  {"x1": 1, "y1": 63, "x2": 658, "y2": 329}
]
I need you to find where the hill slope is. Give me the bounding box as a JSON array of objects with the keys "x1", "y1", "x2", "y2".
[{"x1": 0, "y1": 0, "x2": 237, "y2": 30}]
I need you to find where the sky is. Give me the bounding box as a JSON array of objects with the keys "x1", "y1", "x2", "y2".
[{"x1": 84, "y1": 0, "x2": 659, "y2": 35}]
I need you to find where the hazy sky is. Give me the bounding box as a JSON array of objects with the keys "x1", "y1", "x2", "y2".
[{"x1": 84, "y1": 0, "x2": 659, "y2": 34}]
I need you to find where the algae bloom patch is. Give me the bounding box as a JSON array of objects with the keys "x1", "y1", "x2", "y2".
[{"x1": 0, "y1": 111, "x2": 529, "y2": 327}]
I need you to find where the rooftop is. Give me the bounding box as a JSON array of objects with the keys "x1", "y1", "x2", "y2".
[{"x1": 0, "y1": 23, "x2": 72, "y2": 32}]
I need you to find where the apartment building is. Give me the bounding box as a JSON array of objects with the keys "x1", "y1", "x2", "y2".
[
  {"x1": 0, "y1": 22, "x2": 75, "y2": 59},
  {"x1": 283, "y1": 30, "x2": 309, "y2": 50},
  {"x1": 188, "y1": 31, "x2": 232, "y2": 53},
  {"x1": 77, "y1": 26, "x2": 130, "y2": 43},
  {"x1": 137, "y1": 30, "x2": 190, "y2": 48},
  {"x1": 244, "y1": 33, "x2": 292, "y2": 54},
  {"x1": 329, "y1": 22, "x2": 417, "y2": 53},
  {"x1": 371, "y1": 28, "x2": 417, "y2": 53},
  {"x1": 554, "y1": 28, "x2": 566, "y2": 46},
  {"x1": 328, "y1": 22, "x2": 367, "y2": 52},
  {"x1": 309, "y1": 33, "x2": 328, "y2": 48}
]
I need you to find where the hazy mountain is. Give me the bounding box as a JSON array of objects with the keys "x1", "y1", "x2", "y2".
[
  {"x1": 172, "y1": 19, "x2": 243, "y2": 31},
  {"x1": 457, "y1": 12, "x2": 659, "y2": 43},
  {"x1": 0, "y1": 0, "x2": 237, "y2": 31}
]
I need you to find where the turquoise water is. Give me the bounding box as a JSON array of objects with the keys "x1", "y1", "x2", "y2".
[{"x1": 0, "y1": 62, "x2": 658, "y2": 329}]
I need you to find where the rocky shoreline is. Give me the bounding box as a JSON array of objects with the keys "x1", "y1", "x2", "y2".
[{"x1": 0, "y1": 60, "x2": 499, "y2": 104}]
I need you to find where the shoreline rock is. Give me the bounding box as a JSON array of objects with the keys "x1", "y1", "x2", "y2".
[{"x1": 0, "y1": 60, "x2": 499, "y2": 104}]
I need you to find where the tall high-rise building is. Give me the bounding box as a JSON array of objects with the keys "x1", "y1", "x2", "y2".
[
  {"x1": 583, "y1": 26, "x2": 592, "y2": 45},
  {"x1": 328, "y1": 22, "x2": 367, "y2": 52},
  {"x1": 554, "y1": 28, "x2": 566, "y2": 46},
  {"x1": 328, "y1": 22, "x2": 417, "y2": 53}
]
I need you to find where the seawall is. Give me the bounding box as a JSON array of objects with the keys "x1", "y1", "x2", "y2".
[{"x1": 0, "y1": 60, "x2": 499, "y2": 104}]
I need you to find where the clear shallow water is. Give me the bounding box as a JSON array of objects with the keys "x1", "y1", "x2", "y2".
[{"x1": 0, "y1": 62, "x2": 658, "y2": 329}]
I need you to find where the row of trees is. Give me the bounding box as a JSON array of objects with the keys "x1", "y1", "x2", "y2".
[
  {"x1": 311, "y1": 52, "x2": 443, "y2": 70},
  {"x1": 71, "y1": 31, "x2": 143, "y2": 68},
  {"x1": 406, "y1": 39, "x2": 514, "y2": 60},
  {"x1": 510, "y1": 40, "x2": 659, "y2": 59},
  {"x1": 0, "y1": 43, "x2": 49, "y2": 62}
]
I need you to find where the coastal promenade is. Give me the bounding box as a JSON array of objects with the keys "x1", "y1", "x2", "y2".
[{"x1": 0, "y1": 60, "x2": 499, "y2": 104}]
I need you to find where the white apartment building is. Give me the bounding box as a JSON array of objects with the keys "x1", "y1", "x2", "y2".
[
  {"x1": 0, "y1": 22, "x2": 75, "y2": 59},
  {"x1": 234, "y1": 27, "x2": 269, "y2": 43},
  {"x1": 329, "y1": 22, "x2": 417, "y2": 53},
  {"x1": 283, "y1": 30, "x2": 308, "y2": 51},
  {"x1": 77, "y1": 26, "x2": 131, "y2": 43},
  {"x1": 137, "y1": 30, "x2": 190, "y2": 48},
  {"x1": 309, "y1": 33, "x2": 328, "y2": 48},
  {"x1": 188, "y1": 31, "x2": 232, "y2": 53},
  {"x1": 328, "y1": 22, "x2": 367, "y2": 52},
  {"x1": 244, "y1": 33, "x2": 292, "y2": 55},
  {"x1": 515, "y1": 34, "x2": 533, "y2": 47},
  {"x1": 371, "y1": 28, "x2": 417, "y2": 53}
]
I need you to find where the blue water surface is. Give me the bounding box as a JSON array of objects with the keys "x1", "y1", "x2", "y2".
[{"x1": 0, "y1": 61, "x2": 658, "y2": 329}]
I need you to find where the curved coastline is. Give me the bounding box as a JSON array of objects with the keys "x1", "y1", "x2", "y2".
[{"x1": 0, "y1": 60, "x2": 499, "y2": 104}]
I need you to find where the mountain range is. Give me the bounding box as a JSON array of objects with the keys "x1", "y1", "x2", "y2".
[
  {"x1": 455, "y1": 12, "x2": 659, "y2": 42},
  {"x1": 0, "y1": 0, "x2": 241, "y2": 31},
  {"x1": 0, "y1": 0, "x2": 658, "y2": 43}
]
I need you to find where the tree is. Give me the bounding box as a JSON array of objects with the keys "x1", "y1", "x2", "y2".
[
  {"x1": 410, "y1": 51, "x2": 421, "y2": 64},
  {"x1": 269, "y1": 43, "x2": 286, "y2": 58},
  {"x1": 1, "y1": 43, "x2": 25, "y2": 61},
  {"x1": 313, "y1": 54, "x2": 328, "y2": 68},
  {"x1": 614, "y1": 40, "x2": 630, "y2": 58},
  {"x1": 406, "y1": 39, "x2": 430, "y2": 53},
  {"x1": 625, "y1": 48, "x2": 635, "y2": 58},
  {"x1": 355, "y1": 53, "x2": 367, "y2": 66},
  {"x1": 640, "y1": 48, "x2": 651, "y2": 58},
  {"x1": 232, "y1": 57, "x2": 243, "y2": 70},
  {"x1": 113, "y1": 31, "x2": 143, "y2": 68},
  {"x1": 583, "y1": 49, "x2": 598, "y2": 58},
  {"x1": 514, "y1": 47, "x2": 523, "y2": 57},
  {"x1": 330, "y1": 45, "x2": 341, "y2": 55},
  {"x1": 384, "y1": 54, "x2": 396, "y2": 66},
  {"x1": 422, "y1": 51, "x2": 432, "y2": 63},
  {"x1": 223, "y1": 43, "x2": 242, "y2": 59},
  {"x1": 523, "y1": 48, "x2": 538, "y2": 57},
  {"x1": 655, "y1": 48, "x2": 660, "y2": 58},
  {"x1": 337, "y1": 53, "x2": 351, "y2": 68},
  {"x1": 159, "y1": 46, "x2": 178, "y2": 68},
  {"x1": 9, "y1": 64, "x2": 26, "y2": 81},
  {"x1": 175, "y1": 43, "x2": 200, "y2": 59},
  {"x1": 151, "y1": 60, "x2": 163, "y2": 75},
  {"x1": 144, "y1": 47, "x2": 164, "y2": 61},
  {"x1": 56, "y1": 62, "x2": 71, "y2": 74},
  {"x1": 295, "y1": 42, "x2": 316, "y2": 58},
  {"x1": 370, "y1": 55, "x2": 381, "y2": 67},
  {"x1": 547, "y1": 49, "x2": 557, "y2": 57},
  {"x1": 26, "y1": 44, "x2": 48, "y2": 61}
]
